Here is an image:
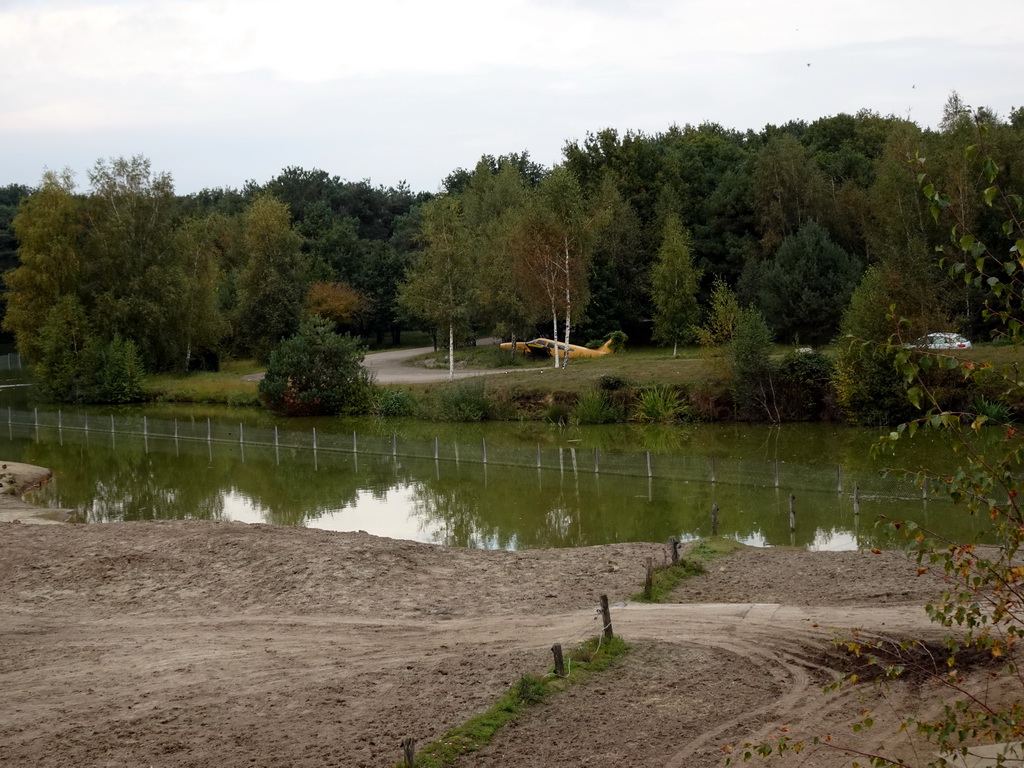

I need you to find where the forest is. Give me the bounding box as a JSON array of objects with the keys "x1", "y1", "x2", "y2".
[{"x1": 1, "y1": 92, "x2": 1022, "y2": 424}]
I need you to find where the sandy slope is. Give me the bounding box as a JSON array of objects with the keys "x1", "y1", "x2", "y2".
[{"x1": 3, "y1": 504, "x2": 1007, "y2": 768}]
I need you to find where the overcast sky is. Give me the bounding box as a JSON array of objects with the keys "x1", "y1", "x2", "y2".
[{"x1": 2, "y1": 0, "x2": 1021, "y2": 195}]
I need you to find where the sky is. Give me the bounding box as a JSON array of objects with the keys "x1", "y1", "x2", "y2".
[{"x1": 1, "y1": 0, "x2": 1021, "y2": 195}]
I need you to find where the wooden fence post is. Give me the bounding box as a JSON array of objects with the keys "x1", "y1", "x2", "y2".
[
  {"x1": 711, "y1": 503, "x2": 719, "y2": 536},
  {"x1": 853, "y1": 484, "x2": 860, "y2": 516},
  {"x1": 644, "y1": 557, "x2": 654, "y2": 599},
  {"x1": 401, "y1": 737, "x2": 416, "y2": 767},
  {"x1": 600, "y1": 595, "x2": 613, "y2": 639},
  {"x1": 789, "y1": 493, "x2": 796, "y2": 531},
  {"x1": 669, "y1": 536, "x2": 680, "y2": 565},
  {"x1": 551, "y1": 643, "x2": 565, "y2": 677}
]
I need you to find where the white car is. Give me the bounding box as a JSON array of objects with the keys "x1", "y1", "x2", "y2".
[{"x1": 915, "y1": 332, "x2": 972, "y2": 350}]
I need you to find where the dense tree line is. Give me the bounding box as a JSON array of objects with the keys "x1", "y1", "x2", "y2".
[{"x1": 3, "y1": 94, "x2": 1022, "y2": 418}]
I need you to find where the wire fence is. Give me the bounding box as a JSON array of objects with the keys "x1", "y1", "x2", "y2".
[{"x1": 5, "y1": 406, "x2": 935, "y2": 501}]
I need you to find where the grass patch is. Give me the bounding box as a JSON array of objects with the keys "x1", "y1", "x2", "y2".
[
  {"x1": 144, "y1": 359, "x2": 263, "y2": 406},
  {"x1": 631, "y1": 560, "x2": 705, "y2": 602},
  {"x1": 400, "y1": 635, "x2": 628, "y2": 768},
  {"x1": 630, "y1": 537, "x2": 749, "y2": 603}
]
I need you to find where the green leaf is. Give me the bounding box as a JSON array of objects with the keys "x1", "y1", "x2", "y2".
[{"x1": 984, "y1": 186, "x2": 998, "y2": 207}]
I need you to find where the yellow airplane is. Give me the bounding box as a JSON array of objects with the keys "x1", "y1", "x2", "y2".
[{"x1": 499, "y1": 337, "x2": 616, "y2": 359}]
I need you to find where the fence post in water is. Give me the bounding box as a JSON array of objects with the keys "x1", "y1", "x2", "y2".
[
  {"x1": 551, "y1": 643, "x2": 565, "y2": 677},
  {"x1": 482, "y1": 437, "x2": 487, "y2": 465},
  {"x1": 853, "y1": 484, "x2": 860, "y2": 516},
  {"x1": 7, "y1": 407, "x2": 10, "y2": 425},
  {"x1": 669, "y1": 536, "x2": 680, "y2": 565},
  {"x1": 111, "y1": 414, "x2": 115, "y2": 434},
  {"x1": 646, "y1": 451, "x2": 652, "y2": 478},
  {"x1": 434, "y1": 436, "x2": 439, "y2": 461},
  {"x1": 774, "y1": 460, "x2": 780, "y2": 488},
  {"x1": 34, "y1": 407, "x2": 38, "y2": 427},
  {"x1": 600, "y1": 595, "x2": 613, "y2": 639},
  {"x1": 837, "y1": 464, "x2": 843, "y2": 493},
  {"x1": 392, "y1": 433, "x2": 397, "y2": 457},
  {"x1": 84, "y1": 413, "x2": 89, "y2": 433},
  {"x1": 710, "y1": 457, "x2": 717, "y2": 484},
  {"x1": 353, "y1": 431, "x2": 357, "y2": 455},
  {"x1": 174, "y1": 419, "x2": 178, "y2": 439},
  {"x1": 711, "y1": 503, "x2": 719, "y2": 536},
  {"x1": 593, "y1": 447, "x2": 600, "y2": 474},
  {"x1": 789, "y1": 494, "x2": 796, "y2": 531},
  {"x1": 922, "y1": 475, "x2": 928, "y2": 500},
  {"x1": 207, "y1": 418, "x2": 211, "y2": 443},
  {"x1": 312, "y1": 427, "x2": 317, "y2": 452},
  {"x1": 536, "y1": 444, "x2": 541, "y2": 469},
  {"x1": 143, "y1": 416, "x2": 147, "y2": 438}
]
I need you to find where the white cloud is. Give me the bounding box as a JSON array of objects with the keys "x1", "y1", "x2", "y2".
[{"x1": 1, "y1": 0, "x2": 1021, "y2": 192}]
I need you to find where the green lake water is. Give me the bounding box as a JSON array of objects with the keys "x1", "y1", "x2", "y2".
[{"x1": 0, "y1": 384, "x2": 996, "y2": 551}]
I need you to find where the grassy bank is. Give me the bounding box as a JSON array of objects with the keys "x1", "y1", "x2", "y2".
[
  {"x1": 395, "y1": 634, "x2": 629, "y2": 768},
  {"x1": 140, "y1": 341, "x2": 1024, "y2": 424}
]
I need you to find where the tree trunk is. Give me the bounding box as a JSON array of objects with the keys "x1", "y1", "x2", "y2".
[
  {"x1": 550, "y1": 297, "x2": 560, "y2": 369},
  {"x1": 562, "y1": 236, "x2": 572, "y2": 369},
  {"x1": 448, "y1": 323, "x2": 455, "y2": 381}
]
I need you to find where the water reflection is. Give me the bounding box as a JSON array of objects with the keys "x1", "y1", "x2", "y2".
[{"x1": 0, "y1": 418, "x2": 991, "y2": 552}]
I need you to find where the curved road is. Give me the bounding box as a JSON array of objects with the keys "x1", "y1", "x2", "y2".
[{"x1": 364, "y1": 337, "x2": 513, "y2": 384}]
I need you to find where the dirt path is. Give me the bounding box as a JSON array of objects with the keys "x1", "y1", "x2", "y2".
[{"x1": 2, "y1": 502, "x2": 997, "y2": 768}]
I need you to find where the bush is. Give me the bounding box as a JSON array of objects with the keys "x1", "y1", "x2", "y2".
[
  {"x1": 374, "y1": 388, "x2": 418, "y2": 417},
  {"x1": 633, "y1": 385, "x2": 691, "y2": 423},
  {"x1": 420, "y1": 379, "x2": 491, "y2": 422},
  {"x1": 258, "y1": 315, "x2": 375, "y2": 416},
  {"x1": 573, "y1": 390, "x2": 621, "y2": 424},
  {"x1": 34, "y1": 297, "x2": 146, "y2": 404},
  {"x1": 729, "y1": 308, "x2": 778, "y2": 422},
  {"x1": 774, "y1": 350, "x2": 836, "y2": 421}
]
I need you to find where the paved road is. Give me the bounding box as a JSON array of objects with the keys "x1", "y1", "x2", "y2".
[
  {"x1": 244, "y1": 338, "x2": 530, "y2": 384},
  {"x1": 364, "y1": 338, "x2": 511, "y2": 384}
]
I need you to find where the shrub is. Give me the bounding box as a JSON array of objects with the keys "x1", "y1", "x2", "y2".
[
  {"x1": 573, "y1": 390, "x2": 620, "y2": 424},
  {"x1": 773, "y1": 350, "x2": 835, "y2": 421},
  {"x1": 633, "y1": 385, "x2": 690, "y2": 423},
  {"x1": 420, "y1": 379, "x2": 491, "y2": 422},
  {"x1": 258, "y1": 315, "x2": 375, "y2": 416},
  {"x1": 375, "y1": 388, "x2": 418, "y2": 417},
  {"x1": 34, "y1": 297, "x2": 146, "y2": 404}
]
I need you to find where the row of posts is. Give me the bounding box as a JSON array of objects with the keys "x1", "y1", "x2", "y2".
[{"x1": 9, "y1": 407, "x2": 925, "y2": 500}]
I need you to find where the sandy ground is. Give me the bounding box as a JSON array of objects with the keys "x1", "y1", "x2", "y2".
[
  {"x1": 0, "y1": 465, "x2": 1014, "y2": 768},
  {"x1": 0, "y1": 461, "x2": 71, "y2": 524}
]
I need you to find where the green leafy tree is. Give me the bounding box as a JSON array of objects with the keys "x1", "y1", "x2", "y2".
[
  {"x1": 739, "y1": 118, "x2": 1024, "y2": 767},
  {"x1": 34, "y1": 295, "x2": 144, "y2": 403},
  {"x1": 234, "y1": 195, "x2": 308, "y2": 362},
  {"x1": 651, "y1": 215, "x2": 702, "y2": 356},
  {"x1": 463, "y1": 159, "x2": 535, "y2": 354},
  {"x1": 729, "y1": 307, "x2": 778, "y2": 422},
  {"x1": 258, "y1": 315, "x2": 375, "y2": 416},
  {"x1": 84, "y1": 155, "x2": 182, "y2": 370},
  {"x1": 755, "y1": 220, "x2": 861, "y2": 345},
  {"x1": 694, "y1": 276, "x2": 742, "y2": 347},
  {"x1": 3, "y1": 169, "x2": 84, "y2": 362},
  {"x1": 171, "y1": 216, "x2": 228, "y2": 371},
  {"x1": 398, "y1": 196, "x2": 475, "y2": 379}
]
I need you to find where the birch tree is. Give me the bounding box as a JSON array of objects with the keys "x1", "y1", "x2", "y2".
[
  {"x1": 508, "y1": 167, "x2": 608, "y2": 368},
  {"x1": 398, "y1": 197, "x2": 475, "y2": 380},
  {"x1": 651, "y1": 214, "x2": 702, "y2": 356}
]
